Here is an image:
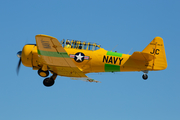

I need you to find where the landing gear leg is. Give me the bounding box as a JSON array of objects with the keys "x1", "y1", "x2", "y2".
[
  {"x1": 43, "y1": 73, "x2": 57, "y2": 87},
  {"x1": 142, "y1": 71, "x2": 148, "y2": 80}
]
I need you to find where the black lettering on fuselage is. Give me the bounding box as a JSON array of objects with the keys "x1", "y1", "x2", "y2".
[
  {"x1": 119, "y1": 58, "x2": 123, "y2": 65},
  {"x1": 108, "y1": 56, "x2": 112, "y2": 63},
  {"x1": 103, "y1": 55, "x2": 109, "y2": 63},
  {"x1": 114, "y1": 57, "x2": 118, "y2": 64},
  {"x1": 103, "y1": 55, "x2": 123, "y2": 65}
]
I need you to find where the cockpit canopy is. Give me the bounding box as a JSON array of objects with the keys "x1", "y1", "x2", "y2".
[{"x1": 60, "y1": 39, "x2": 101, "y2": 51}]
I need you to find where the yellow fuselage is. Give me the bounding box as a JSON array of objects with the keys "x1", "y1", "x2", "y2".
[
  {"x1": 21, "y1": 44, "x2": 150, "y2": 74},
  {"x1": 65, "y1": 48, "x2": 131, "y2": 73}
]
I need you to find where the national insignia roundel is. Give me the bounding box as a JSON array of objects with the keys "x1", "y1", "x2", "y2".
[{"x1": 74, "y1": 52, "x2": 85, "y2": 62}]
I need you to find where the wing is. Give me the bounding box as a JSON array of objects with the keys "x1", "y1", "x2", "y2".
[
  {"x1": 35, "y1": 34, "x2": 100, "y2": 83},
  {"x1": 36, "y1": 34, "x2": 85, "y2": 77}
]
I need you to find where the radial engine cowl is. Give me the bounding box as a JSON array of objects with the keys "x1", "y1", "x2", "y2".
[{"x1": 21, "y1": 44, "x2": 37, "y2": 67}]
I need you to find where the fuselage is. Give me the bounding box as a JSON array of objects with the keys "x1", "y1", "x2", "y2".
[
  {"x1": 21, "y1": 44, "x2": 143, "y2": 74},
  {"x1": 22, "y1": 36, "x2": 161, "y2": 75},
  {"x1": 64, "y1": 47, "x2": 132, "y2": 73}
]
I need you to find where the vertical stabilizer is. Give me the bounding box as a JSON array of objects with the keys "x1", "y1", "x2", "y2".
[{"x1": 142, "y1": 37, "x2": 167, "y2": 70}]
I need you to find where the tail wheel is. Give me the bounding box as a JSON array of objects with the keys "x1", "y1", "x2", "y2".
[
  {"x1": 38, "y1": 69, "x2": 49, "y2": 77},
  {"x1": 142, "y1": 74, "x2": 148, "y2": 80},
  {"x1": 43, "y1": 78, "x2": 55, "y2": 87}
]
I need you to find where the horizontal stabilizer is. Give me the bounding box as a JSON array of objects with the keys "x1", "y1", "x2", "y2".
[{"x1": 130, "y1": 51, "x2": 155, "y2": 61}]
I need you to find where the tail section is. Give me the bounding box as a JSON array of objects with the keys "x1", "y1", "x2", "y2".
[{"x1": 142, "y1": 37, "x2": 167, "y2": 70}]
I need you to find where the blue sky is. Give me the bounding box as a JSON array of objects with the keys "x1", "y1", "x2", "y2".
[{"x1": 0, "y1": 0, "x2": 180, "y2": 120}]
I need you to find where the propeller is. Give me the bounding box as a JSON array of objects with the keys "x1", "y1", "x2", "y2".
[{"x1": 17, "y1": 51, "x2": 22, "y2": 75}]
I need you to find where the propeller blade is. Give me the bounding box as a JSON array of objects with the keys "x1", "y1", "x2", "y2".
[{"x1": 17, "y1": 58, "x2": 21, "y2": 75}]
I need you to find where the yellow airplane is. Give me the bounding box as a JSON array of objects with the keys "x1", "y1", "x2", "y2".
[{"x1": 17, "y1": 34, "x2": 167, "y2": 87}]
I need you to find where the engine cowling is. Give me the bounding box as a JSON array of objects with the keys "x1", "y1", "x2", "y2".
[{"x1": 21, "y1": 44, "x2": 39, "y2": 68}]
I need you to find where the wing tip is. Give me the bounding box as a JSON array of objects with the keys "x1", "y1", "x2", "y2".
[{"x1": 35, "y1": 34, "x2": 57, "y2": 39}]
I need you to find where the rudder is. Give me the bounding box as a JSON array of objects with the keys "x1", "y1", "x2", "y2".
[{"x1": 142, "y1": 37, "x2": 167, "y2": 70}]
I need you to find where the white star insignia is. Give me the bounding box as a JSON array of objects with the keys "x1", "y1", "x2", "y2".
[{"x1": 76, "y1": 53, "x2": 84, "y2": 61}]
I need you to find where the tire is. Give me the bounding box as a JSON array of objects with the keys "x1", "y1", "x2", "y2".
[
  {"x1": 43, "y1": 78, "x2": 55, "y2": 87},
  {"x1": 142, "y1": 74, "x2": 148, "y2": 80}
]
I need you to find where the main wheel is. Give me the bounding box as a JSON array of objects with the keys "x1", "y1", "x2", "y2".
[
  {"x1": 38, "y1": 69, "x2": 49, "y2": 77},
  {"x1": 142, "y1": 74, "x2": 148, "y2": 80},
  {"x1": 43, "y1": 78, "x2": 55, "y2": 87}
]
